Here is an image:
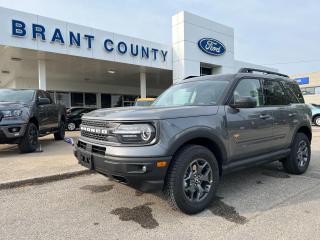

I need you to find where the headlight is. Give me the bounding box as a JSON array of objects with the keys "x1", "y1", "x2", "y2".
[
  {"x1": 1, "y1": 110, "x2": 23, "y2": 118},
  {"x1": 112, "y1": 123, "x2": 156, "y2": 144}
]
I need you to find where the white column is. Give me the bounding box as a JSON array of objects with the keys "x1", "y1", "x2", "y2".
[
  {"x1": 96, "y1": 93, "x2": 101, "y2": 108},
  {"x1": 140, "y1": 72, "x2": 146, "y2": 98},
  {"x1": 38, "y1": 59, "x2": 47, "y2": 90}
]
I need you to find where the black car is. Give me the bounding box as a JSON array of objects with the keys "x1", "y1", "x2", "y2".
[
  {"x1": 0, "y1": 89, "x2": 66, "y2": 153},
  {"x1": 66, "y1": 108, "x2": 96, "y2": 131}
]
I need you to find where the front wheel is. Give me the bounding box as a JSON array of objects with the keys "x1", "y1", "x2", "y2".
[
  {"x1": 18, "y1": 122, "x2": 39, "y2": 153},
  {"x1": 54, "y1": 120, "x2": 65, "y2": 140},
  {"x1": 164, "y1": 145, "x2": 219, "y2": 214},
  {"x1": 314, "y1": 116, "x2": 320, "y2": 127},
  {"x1": 283, "y1": 133, "x2": 311, "y2": 174}
]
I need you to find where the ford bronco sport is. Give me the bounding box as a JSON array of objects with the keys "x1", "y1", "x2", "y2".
[
  {"x1": 75, "y1": 68, "x2": 312, "y2": 214},
  {"x1": 0, "y1": 89, "x2": 66, "y2": 153}
]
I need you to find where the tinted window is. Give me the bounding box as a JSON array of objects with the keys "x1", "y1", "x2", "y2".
[
  {"x1": 44, "y1": 92, "x2": 53, "y2": 104},
  {"x1": 233, "y1": 78, "x2": 263, "y2": 106},
  {"x1": 283, "y1": 81, "x2": 304, "y2": 103},
  {"x1": 263, "y1": 80, "x2": 287, "y2": 106}
]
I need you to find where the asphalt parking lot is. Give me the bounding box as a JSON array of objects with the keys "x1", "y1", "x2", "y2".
[{"x1": 0, "y1": 127, "x2": 320, "y2": 240}]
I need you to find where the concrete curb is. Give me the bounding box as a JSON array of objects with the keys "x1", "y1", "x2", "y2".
[{"x1": 0, "y1": 169, "x2": 94, "y2": 190}]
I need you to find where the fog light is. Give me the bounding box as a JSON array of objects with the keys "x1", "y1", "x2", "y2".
[{"x1": 9, "y1": 127, "x2": 20, "y2": 133}]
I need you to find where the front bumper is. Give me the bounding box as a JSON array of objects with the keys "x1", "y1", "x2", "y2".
[
  {"x1": 0, "y1": 123, "x2": 27, "y2": 143},
  {"x1": 74, "y1": 139, "x2": 172, "y2": 192}
]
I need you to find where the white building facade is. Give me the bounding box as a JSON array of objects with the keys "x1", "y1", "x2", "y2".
[{"x1": 0, "y1": 7, "x2": 276, "y2": 108}]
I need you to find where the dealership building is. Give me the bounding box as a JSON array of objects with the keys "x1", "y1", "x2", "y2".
[{"x1": 0, "y1": 7, "x2": 275, "y2": 108}]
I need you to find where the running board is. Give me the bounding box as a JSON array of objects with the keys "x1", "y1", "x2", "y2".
[{"x1": 222, "y1": 148, "x2": 291, "y2": 174}]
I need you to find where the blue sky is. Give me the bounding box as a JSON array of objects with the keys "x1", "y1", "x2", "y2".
[{"x1": 0, "y1": 0, "x2": 319, "y2": 75}]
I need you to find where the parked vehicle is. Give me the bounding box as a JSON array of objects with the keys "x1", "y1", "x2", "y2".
[
  {"x1": 66, "y1": 107, "x2": 96, "y2": 131},
  {"x1": 0, "y1": 89, "x2": 66, "y2": 153},
  {"x1": 134, "y1": 98, "x2": 156, "y2": 106},
  {"x1": 75, "y1": 68, "x2": 312, "y2": 214},
  {"x1": 307, "y1": 104, "x2": 320, "y2": 126}
]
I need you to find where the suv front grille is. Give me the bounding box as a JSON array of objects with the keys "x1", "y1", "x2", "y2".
[
  {"x1": 81, "y1": 131, "x2": 118, "y2": 142},
  {"x1": 80, "y1": 119, "x2": 120, "y2": 144}
]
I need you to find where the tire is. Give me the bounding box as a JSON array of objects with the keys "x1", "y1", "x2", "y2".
[
  {"x1": 314, "y1": 116, "x2": 320, "y2": 127},
  {"x1": 18, "y1": 122, "x2": 39, "y2": 153},
  {"x1": 67, "y1": 122, "x2": 76, "y2": 131},
  {"x1": 54, "y1": 120, "x2": 65, "y2": 140},
  {"x1": 283, "y1": 133, "x2": 311, "y2": 174},
  {"x1": 164, "y1": 144, "x2": 220, "y2": 214}
]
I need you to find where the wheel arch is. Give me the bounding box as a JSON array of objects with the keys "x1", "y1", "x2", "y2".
[
  {"x1": 28, "y1": 117, "x2": 39, "y2": 129},
  {"x1": 293, "y1": 124, "x2": 312, "y2": 144},
  {"x1": 166, "y1": 127, "x2": 227, "y2": 177}
]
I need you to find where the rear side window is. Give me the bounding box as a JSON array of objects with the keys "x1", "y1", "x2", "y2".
[
  {"x1": 263, "y1": 80, "x2": 288, "y2": 106},
  {"x1": 283, "y1": 81, "x2": 305, "y2": 103}
]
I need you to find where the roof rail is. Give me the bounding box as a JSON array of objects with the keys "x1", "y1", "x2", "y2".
[
  {"x1": 184, "y1": 76, "x2": 199, "y2": 80},
  {"x1": 238, "y1": 68, "x2": 289, "y2": 78}
]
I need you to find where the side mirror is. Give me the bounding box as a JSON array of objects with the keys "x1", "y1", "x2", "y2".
[
  {"x1": 230, "y1": 96, "x2": 257, "y2": 109},
  {"x1": 38, "y1": 97, "x2": 50, "y2": 105}
]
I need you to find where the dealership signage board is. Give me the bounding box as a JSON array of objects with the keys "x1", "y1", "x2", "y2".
[
  {"x1": 294, "y1": 77, "x2": 309, "y2": 85},
  {"x1": 0, "y1": 7, "x2": 172, "y2": 70},
  {"x1": 198, "y1": 38, "x2": 226, "y2": 56}
]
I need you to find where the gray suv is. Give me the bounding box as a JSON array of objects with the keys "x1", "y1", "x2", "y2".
[{"x1": 75, "y1": 68, "x2": 312, "y2": 214}]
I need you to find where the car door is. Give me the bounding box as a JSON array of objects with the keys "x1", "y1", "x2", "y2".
[
  {"x1": 43, "y1": 91, "x2": 59, "y2": 129},
  {"x1": 36, "y1": 91, "x2": 50, "y2": 132},
  {"x1": 262, "y1": 79, "x2": 292, "y2": 150},
  {"x1": 226, "y1": 78, "x2": 274, "y2": 162}
]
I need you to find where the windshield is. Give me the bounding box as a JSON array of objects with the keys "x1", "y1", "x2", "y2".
[
  {"x1": 153, "y1": 80, "x2": 229, "y2": 107},
  {"x1": 0, "y1": 89, "x2": 35, "y2": 102}
]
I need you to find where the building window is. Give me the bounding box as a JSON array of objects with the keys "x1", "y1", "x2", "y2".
[
  {"x1": 304, "y1": 87, "x2": 315, "y2": 95},
  {"x1": 85, "y1": 93, "x2": 97, "y2": 106},
  {"x1": 101, "y1": 94, "x2": 111, "y2": 108},
  {"x1": 315, "y1": 87, "x2": 320, "y2": 95},
  {"x1": 111, "y1": 95, "x2": 123, "y2": 107},
  {"x1": 200, "y1": 67, "x2": 212, "y2": 76},
  {"x1": 71, "y1": 92, "x2": 84, "y2": 106},
  {"x1": 56, "y1": 92, "x2": 70, "y2": 108}
]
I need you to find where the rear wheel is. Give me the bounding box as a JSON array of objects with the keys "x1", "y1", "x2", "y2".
[
  {"x1": 164, "y1": 145, "x2": 219, "y2": 214},
  {"x1": 283, "y1": 133, "x2": 311, "y2": 174},
  {"x1": 18, "y1": 122, "x2": 39, "y2": 153},
  {"x1": 54, "y1": 120, "x2": 65, "y2": 140},
  {"x1": 314, "y1": 116, "x2": 320, "y2": 127}
]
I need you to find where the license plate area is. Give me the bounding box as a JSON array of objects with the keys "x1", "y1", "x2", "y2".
[{"x1": 79, "y1": 150, "x2": 93, "y2": 170}]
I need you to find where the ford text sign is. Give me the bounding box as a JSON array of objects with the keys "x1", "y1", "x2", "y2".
[{"x1": 198, "y1": 38, "x2": 226, "y2": 56}]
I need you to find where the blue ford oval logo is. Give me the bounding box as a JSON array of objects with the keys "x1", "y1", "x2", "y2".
[{"x1": 198, "y1": 38, "x2": 226, "y2": 56}]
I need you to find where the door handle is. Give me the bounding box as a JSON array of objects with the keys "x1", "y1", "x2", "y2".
[
  {"x1": 259, "y1": 114, "x2": 270, "y2": 120},
  {"x1": 289, "y1": 113, "x2": 296, "y2": 117}
]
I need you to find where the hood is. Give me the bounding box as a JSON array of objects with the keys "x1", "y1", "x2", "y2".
[
  {"x1": 0, "y1": 102, "x2": 30, "y2": 110},
  {"x1": 83, "y1": 105, "x2": 220, "y2": 121}
]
